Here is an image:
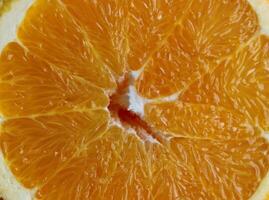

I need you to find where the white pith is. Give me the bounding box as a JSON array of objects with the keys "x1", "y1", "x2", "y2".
[
  {"x1": 127, "y1": 84, "x2": 180, "y2": 116},
  {"x1": 0, "y1": 0, "x2": 33, "y2": 52},
  {"x1": 0, "y1": 153, "x2": 34, "y2": 200},
  {"x1": 248, "y1": 0, "x2": 269, "y2": 199},
  {"x1": 0, "y1": 1, "x2": 35, "y2": 199},
  {"x1": 0, "y1": 0, "x2": 268, "y2": 199}
]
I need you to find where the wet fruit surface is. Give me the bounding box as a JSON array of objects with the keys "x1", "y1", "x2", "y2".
[{"x1": 0, "y1": 0, "x2": 269, "y2": 199}]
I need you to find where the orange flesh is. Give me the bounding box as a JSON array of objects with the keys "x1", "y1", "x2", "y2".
[{"x1": 0, "y1": 0, "x2": 269, "y2": 199}]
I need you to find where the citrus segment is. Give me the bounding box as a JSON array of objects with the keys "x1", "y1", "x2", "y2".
[
  {"x1": 176, "y1": 0, "x2": 259, "y2": 59},
  {"x1": 182, "y1": 35, "x2": 269, "y2": 129},
  {"x1": 127, "y1": 0, "x2": 191, "y2": 70},
  {"x1": 0, "y1": 42, "x2": 108, "y2": 118},
  {"x1": 169, "y1": 136, "x2": 269, "y2": 199},
  {"x1": 36, "y1": 126, "x2": 209, "y2": 200},
  {"x1": 34, "y1": 125, "x2": 269, "y2": 199},
  {"x1": 135, "y1": 0, "x2": 259, "y2": 99},
  {"x1": 0, "y1": 109, "x2": 109, "y2": 188},
  {"x1": 135, "y1": 37, "x2": 207, "y2": 98},
  {"x1": 145, "y1": 101, "x2": 256, "y2": 140},
  {"x1": 17, "y1": 0, "x2": 116, "y2": 90},
  {"x1": 61, "y1": 0, "x2": 128, "y2": 76}
]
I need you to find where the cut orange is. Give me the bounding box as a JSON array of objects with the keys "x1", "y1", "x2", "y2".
[{"x1": 0, "y1": 0, "x2": 269, "y2": 199}]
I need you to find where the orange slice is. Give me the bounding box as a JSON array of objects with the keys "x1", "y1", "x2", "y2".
[{"x1": 0, "y1": 0, "x2": 269, "y2": 199}]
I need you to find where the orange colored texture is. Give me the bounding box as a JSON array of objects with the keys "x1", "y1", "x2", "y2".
[{"x1": 0, "y1": 0, "x2": 268, "y2": 199}]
